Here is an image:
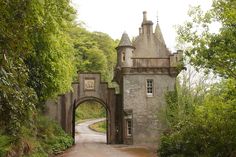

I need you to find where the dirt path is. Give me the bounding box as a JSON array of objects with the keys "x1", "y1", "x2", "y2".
[{"x1": 57, "y1": 119, "x2": 157, "y2": 157}]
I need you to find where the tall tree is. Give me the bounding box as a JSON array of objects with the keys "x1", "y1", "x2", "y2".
[
  {"x1": 159, "y1": 1, "x2": 236, "y2": 156},
  {"x1": 26, "y1": 0, "x2": 77, "y2": 103},
  {"x1": 70, "y1": 27, "x2": 117, "y2": 83},
  {"x1": 176, "y1": 0, "x2": 236, "y2": 78},
  {"x1": 0, "y1": 1, "x2": 76, "y2": 155},
  {"x1": 0, "y1": 0, "x2": 38, "y2": 136}
]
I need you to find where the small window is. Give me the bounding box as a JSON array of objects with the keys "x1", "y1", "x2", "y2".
[
  {"x1": 122, "y1": 52, "x2": 125, "y2": 62},
  {"x1": 127, "y1": 119, "x2": 132, "y2": 136},
  {"x1": 146, "y1": 79, "x2": 153, "y2": 96}
]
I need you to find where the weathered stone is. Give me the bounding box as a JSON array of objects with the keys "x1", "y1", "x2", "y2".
[
  {"x1": 114, "y1": 11, "x2": 182, "y2": 147},
  {"x1": 45, "y1": 73, "x2": 122, "y2": 144},
  {"x1": 45, "y1": 11, "x2": 183, "y2": 148}
]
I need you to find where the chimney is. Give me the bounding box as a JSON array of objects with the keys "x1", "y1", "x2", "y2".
[
  {"x1": 141, "y1": 11, "x2": 153, "y2": 36},
  {"x1": 143, "y1": 11, "x2": 147, "y2": 22}
]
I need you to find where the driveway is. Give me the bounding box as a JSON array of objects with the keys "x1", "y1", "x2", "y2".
[{"x1": 57, "y1": 119, "x2": 157, "y2": 157}]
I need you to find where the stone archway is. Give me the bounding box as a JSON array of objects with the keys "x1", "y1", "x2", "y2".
[
  {"x1": 74, "y1": 96, "x2": 111, "y2": 144},
  {"x1": 45, "y1": 73, "x2": 123, "y2": 144}
]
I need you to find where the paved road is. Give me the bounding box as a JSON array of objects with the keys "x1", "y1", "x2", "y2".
[{"x1": 57, "y1": 119, "x2": 157, "y2": 157}]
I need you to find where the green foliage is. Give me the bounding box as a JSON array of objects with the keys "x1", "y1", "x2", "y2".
[
  {"x1": 0, "y1": 1, "x2": 75, "y2": 156},
  {"x1": 36, "y1": 116, "x2": 73, "y2": 155},
  {"x1": 0, "y1": 0, "x2": 77, "y2": 104},
  {"x1": 0, "y1": 60, "x2": 37, "y2": 137},
  {"x1": 0, "y1": 115, "x2": 73, "y2": 157},
  {"x1": 25, "y1": 0, "x2": 77, "y2": 102},
  {"x1": 165, "y1": 77, "x2": 204, "y2": 127},
  {"x1": 176, "y1": 0, "x2": 236, "y2": 78},
  {"x1": 169, "y1": 1, "x2": 236, "y2": 154},
  {"x1": 0, "y1": 0, "x2": 38, "y2": 137},
  {"x1": 76, "y1": 101, "x2": 106, "y2": 122},
  {"x1": 0, "y1": 133, "x2": 13, "y2": 157},
  {"x1": 0, "y1": 0, "x2": 117, "y2": 156},
  {"x1": 159, "y1": 79, "x2": 236, "y2": 157},
  {"x1": 70, "y1": 27, "x2": 117, "y2": 83}
]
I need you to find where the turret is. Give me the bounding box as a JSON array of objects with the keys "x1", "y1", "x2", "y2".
[
  {"x1": 155, "y1": 20, "x2": 165, "y2": 45},
  {"x1": 116, "y1": 32, "x2": 135, "y2": 68},
  {"x1": 170, "y1": 50, "x2": 183, "y2": 67}
]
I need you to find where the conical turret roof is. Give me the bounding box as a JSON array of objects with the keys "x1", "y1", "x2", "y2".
[
  {"x1": 117, "y1": 32, "x2": 133, "y2": 47},
  {"x1": 155, "y1": 23, "x2": 165, "y2": 45}
]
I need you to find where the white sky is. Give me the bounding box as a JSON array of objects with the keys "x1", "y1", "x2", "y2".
[{"x1": 71, "y1": 0, "x2": 212, "y2": 52}]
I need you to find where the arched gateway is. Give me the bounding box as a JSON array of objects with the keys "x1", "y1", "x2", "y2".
[
  {"x1": 45, "y1": 11, "x2": 182, "y2": 147},
  {"x1": 45, "y1": 73, "x2": 123, "y2": 144}
]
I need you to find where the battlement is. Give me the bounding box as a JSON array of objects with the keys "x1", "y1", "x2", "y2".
[{"x1": 170, "y1": 50, "x2": 183, "y2": 67}]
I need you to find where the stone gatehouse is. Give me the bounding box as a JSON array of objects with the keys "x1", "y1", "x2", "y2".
[
  {"x1": 45, "y1": 11, "x2": 182, "y2": 147},
  {"x1": 114, "y1": 11, "x2": 182, "y2": 146}
]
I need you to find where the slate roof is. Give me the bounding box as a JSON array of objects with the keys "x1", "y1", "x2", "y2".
[
  {"x1": 118, "y1": 32, "x2": 132, "y2": 47},
  {"x1": 155, "y1": 23, "x2": 165, "y2": 45}
]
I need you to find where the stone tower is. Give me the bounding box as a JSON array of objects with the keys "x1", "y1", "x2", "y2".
[{"x1": 114, "y1": 11, "x2": 182, "y2": 147}]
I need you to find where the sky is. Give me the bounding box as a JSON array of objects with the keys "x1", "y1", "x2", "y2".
[{"x1": 71, "y1": 0, "x2": 212, "y2": 52}]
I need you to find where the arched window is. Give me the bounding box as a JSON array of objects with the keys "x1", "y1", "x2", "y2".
[{"x1": 122, "y1": 52, "x2": 125, "y2": 62}]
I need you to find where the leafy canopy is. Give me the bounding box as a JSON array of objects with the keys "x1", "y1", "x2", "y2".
[
  {"x1": 176, "y1": 0, "x2": 236, "y2": 78},
  {"x1": 70, "y1": 27, "x2": 117, "y2": 83}
]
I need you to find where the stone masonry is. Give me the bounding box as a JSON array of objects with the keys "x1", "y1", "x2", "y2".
[
  {"x1": 44, "y1": 11, "x2": 182, "y2": 148},
  {"x1": 114, "y1": 11, "x2": 182, "y2": 147}
]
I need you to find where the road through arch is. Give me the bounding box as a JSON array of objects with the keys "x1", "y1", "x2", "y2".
[{"x1": 45, "y1": 73, "x2": 123, "y2": 144}]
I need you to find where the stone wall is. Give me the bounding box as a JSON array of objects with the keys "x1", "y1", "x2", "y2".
[
  {"x1": 44, "y1": 73, "x2": 122, "y2": 144},
  {"x1": 123, "y1": 74, "x2": 176, "y2": 146}
]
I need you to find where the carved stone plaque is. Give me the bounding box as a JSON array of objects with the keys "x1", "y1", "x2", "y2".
[{"x1": 84, "y1": 79, "x2": 95, "y2": 90}]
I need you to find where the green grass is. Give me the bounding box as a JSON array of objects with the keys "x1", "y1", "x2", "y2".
[{"x1": 89, "y1": 121, "x2": 106, "y2": 133}]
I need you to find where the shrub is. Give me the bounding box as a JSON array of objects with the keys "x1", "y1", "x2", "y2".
[
  {"x1": 159, "y1": 79, "x2": 236, "y2": 157},
  {"x1": 36, "y1": 116, "x2": 73, "y2": 155},
  {"x1": 0, "y1": 133, "x2": 13, "y2": 157}
]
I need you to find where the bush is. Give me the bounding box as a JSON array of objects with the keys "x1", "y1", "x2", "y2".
[
  {"x1": 159, "y1": 79, "x2": 236, "y2": 157},
  {"x1": 0, "y1": 115, "x2": 73, "y2": 157},
  {"x1": 0, "y1": 133, "x2": 13, "y2": 157},
  {"x1": 36, "y1": 116, "x2": 73, "y2": 155}
]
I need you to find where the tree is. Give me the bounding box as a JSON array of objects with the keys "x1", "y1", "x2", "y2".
[
  {"x1": 90, "y1": 32, "x2": 117, "y2": 81},
  {"x1": 0, "y1": 0, "x2": 38, "y2": 136},
  {"x1": 69, "y1": 27, "x2": 117, "y2": 83},
  {"x1": 0, "y1": 0, "x2": 75, "y2": 155},
  {"x1": 176, "y1": 0, "x2": 236, "y2": 78},
  {"x1": 160, "y1": 74, "x2": 236, "y2": 156},
  {"x1": 25, "y1": 0, "x2": 77, "y2": 103},
  {"x1": 159, "y1": 1, "x2": 236, "y2": 156}
]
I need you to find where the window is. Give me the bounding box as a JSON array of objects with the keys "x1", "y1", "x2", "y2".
[
  {"x1": 127, "y1": 119, "x2": 132, "y2": 136},
  {"x1": 122, "y1": 52, "x2": 125, "y2": 62},
  {"x1": 146, "y1": 79, "x2": 153, "y2": 96}
]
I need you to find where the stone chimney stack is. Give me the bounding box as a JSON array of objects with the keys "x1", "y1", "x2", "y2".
[
  {"x1": 141, "y1": 11, "x2": 153, "y2": 36},
  {"x1": 143, "y1": 11, "x2": 147, "y2": 22}
]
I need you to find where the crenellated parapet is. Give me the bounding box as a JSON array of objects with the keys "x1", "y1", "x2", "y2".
[
  {"x1": 113, "y1": 11, "x2": 184, "y2": 146},
  {"x1": 170, "y1": 50, "x2": 183, "y2": 67},
  {"x1": 114, "y1": 11, "x2": 184, "y2": 80}
]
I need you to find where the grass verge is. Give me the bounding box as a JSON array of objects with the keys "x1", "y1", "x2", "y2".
[{"x1": 89, "y1": 120, "x2": 106, "y2": 133}]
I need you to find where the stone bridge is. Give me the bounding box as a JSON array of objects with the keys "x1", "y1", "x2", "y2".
[{"x1": 45, "y1": 73, "x2": 123, "y2": 144}]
